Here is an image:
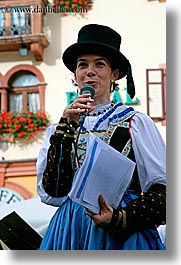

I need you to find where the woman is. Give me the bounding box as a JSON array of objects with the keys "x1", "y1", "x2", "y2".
[{"x1": 36, "y1": 24, "x2": 166, "y2": 250}]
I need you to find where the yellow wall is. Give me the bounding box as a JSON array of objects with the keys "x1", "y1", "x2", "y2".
[{"x1": 6, "y1": 176, "x2": 37, "y2": 196}]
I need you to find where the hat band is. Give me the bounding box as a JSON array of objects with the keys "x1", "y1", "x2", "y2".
[{"x1": 77, "y1": 40, "x2": 120, "y2": 52}]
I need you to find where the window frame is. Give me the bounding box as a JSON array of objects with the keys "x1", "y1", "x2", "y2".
[
  {"x1": 9, "y1": 85, "x2": 40, "y2": 112},
  {"x1": 146, "y1": 68, "x2": 166, "y2": 122}
]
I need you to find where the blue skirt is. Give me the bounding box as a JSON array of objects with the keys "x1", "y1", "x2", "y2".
[{"x1": 40, "y1": 190, "x2": 165, "y2": 250}]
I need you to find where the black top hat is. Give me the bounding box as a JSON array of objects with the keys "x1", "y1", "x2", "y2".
[{"x1": 62, "y1": 24, "x2": 135, "y2": 98}]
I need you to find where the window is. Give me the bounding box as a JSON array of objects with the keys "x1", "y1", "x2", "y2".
[
  {"x1": 146, "y1": 67, "x2": 166, "y2": 123},
  {"x1": 8, "y1": 71, "x2": 40, "y2": 112},
  {"x1": 0, "y1": 7, "x2": 31, "y2": 36},
  {"x1": 0, "y1": 65, "x2": 46, "y2": 113}
]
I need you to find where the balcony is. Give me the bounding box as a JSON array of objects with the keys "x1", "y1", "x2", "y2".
[{"x1": 0, "y1": 0, "x2": 49, "y2": 61}]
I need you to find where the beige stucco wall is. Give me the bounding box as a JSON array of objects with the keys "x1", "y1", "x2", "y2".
[{"x1": 0, "y1": 0, "x2": 166, "y2": 161}]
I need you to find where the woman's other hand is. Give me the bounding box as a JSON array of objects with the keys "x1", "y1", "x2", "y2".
[{"x1": 86, "y1": 194, "x2": 113, "y2": 228}]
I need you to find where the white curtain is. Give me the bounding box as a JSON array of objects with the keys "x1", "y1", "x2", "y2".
[
  {"x1": 13, "y1": 12, "x2": 25, "y2": 27},
  {"x1": 10, "y1": 94, "x2": 23, "y2": 112},
  {"x1": 12, "y1": 74, "x2": 39, "y2": 87},
  {"x1": 28, "y1": 93, "x2": 40, "y2": 112},
  {"x1": 0, "y1": 12, "x2": 5, "y2": 29}
]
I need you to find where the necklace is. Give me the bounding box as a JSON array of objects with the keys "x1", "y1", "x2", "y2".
[{"x1": 88, "y1": 102, "x2": 115, "y2": 116}]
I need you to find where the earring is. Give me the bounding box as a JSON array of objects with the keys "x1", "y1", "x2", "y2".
[
  {"x1": 110, "y1": 80, "x2": 120, "y2": 93},
  {"x1": 110, "y1": 80, "x2": 115, "y2": 93}
]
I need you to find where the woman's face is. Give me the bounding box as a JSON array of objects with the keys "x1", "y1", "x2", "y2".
[{"x1": 75, "y1": 54, "x2": 119, "y2": 104}]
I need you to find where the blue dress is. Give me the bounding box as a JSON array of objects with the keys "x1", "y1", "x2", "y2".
[{"x1": 40, "y1": 190, "x2": 165, "y2": 250}]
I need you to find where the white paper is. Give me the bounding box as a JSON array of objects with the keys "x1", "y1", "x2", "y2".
[{"x1": 68, "y1": 132, "x2": 136, "y2": 214}]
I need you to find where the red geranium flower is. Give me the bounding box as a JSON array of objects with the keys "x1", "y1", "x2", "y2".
[
  {"x1": 0, "y1": 111, "x2": 50, "y2": 143},
  {"x1": 53, "y1": 0, "x2": 93, "y2": 17}
]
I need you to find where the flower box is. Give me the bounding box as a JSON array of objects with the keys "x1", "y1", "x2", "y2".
[{"x1": 0, "y1": 111, "x2": 50, "y2": 143}]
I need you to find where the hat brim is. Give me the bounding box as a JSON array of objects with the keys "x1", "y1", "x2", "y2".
[{"x1": 62, "y1": 42, "x2": 129, "y2": 80}]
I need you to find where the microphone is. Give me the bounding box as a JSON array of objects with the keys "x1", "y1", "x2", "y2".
[{"x1": 79, "y1": 85, "x2": 95, "y2": 127}]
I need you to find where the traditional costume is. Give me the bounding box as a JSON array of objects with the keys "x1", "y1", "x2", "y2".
[{"x1": 36, "y1": 24, "x2": 166, "y2": 250}]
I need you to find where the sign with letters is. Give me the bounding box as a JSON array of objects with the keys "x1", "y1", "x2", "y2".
[
  {"x1": 0, "y1": 187, "x2": 24, "y2": 205},
  {"x1": 66, "y1": 89, "x2": 139, "y2": 106}
]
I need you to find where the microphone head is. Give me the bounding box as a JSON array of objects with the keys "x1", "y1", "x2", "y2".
[{"x1": 80, "y1": 85, "x2": 95, "y2": 98}]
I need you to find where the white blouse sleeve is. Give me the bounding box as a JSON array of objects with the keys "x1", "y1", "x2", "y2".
[
  {"x1": 36, "y1": 124, "x2": 68, "y2": 206},
  {"x1": 130, "y1": 112, "x2": 166, "y2": 192}
]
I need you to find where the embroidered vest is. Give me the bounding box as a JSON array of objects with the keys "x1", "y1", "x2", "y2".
[{"x1": 107, "y1": 117, "x2": 141, "y2": 195}]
